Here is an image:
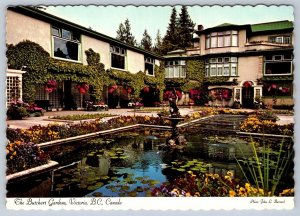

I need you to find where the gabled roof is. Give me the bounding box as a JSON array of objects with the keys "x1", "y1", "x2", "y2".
[
  {"x1": 251, "y1": 20, "x2": 293, "y2": 33},
  {"x1": 8, "y1": 6, "x2": 163, "y2": 59}
]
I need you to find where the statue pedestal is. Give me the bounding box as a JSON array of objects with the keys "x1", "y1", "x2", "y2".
[{"x1": 163, "y1": 116, "x2": 186, "y2": 146}]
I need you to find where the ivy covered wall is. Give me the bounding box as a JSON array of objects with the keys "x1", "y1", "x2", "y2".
[{"x1": 6, "y1": 40, "x2": 166, "y2": 104}]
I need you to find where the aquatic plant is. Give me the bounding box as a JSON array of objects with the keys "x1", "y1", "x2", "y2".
[{"x1": 236, "y1": 136, "x2": 294, "y2": 196}]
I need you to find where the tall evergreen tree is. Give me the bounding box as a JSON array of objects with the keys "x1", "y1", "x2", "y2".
[
  {"x1": 153, "y1": 30, "x2": 163, "y2": 55},
  {"x1": 178, "y1": 6, "x2": 195, "y2": 49},
  {"x1": 116, "y1": 23, "x2": 126, "y2": 42},
  {"x1": 162, "y1": 7, "x2": 180, "y2": 54},
  {"x1": 116, "y1": 18, "x2": 136, "y2": 45},
  {"x1": 124, "y1": 18, "x2": 136, "y2": 45},
  {"x1": 140, "y1": 29, "x2": 152, "y2": 51}
]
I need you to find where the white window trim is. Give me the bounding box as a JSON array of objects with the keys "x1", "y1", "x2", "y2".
[
  {"x1": 110, "y1": 45, "x2": 127, "y2": 70},
  {"x1": 264, "y1": 61, "x2": 293, "y2": 76},
  {"x1": 51, "y1": 36, "x2": 82, "y2": 63}
]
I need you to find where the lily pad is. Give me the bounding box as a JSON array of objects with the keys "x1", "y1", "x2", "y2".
[{"x1": 87, "y1": 185, "x2": 99, "y2": 191}]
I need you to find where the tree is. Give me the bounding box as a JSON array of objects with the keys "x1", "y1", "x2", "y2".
[
  {"x1": 178, "y1": 6, "x2": 195, "y2": 49},
  {"x1": 162, "y1": 7, "x2": 180, "y2": 54},
  {"x1": 153, "y1": 30, "x2": 163, "y2": 55},
  {"x1": 116, "y1": 18, "x2": 137, "y2": 45},
  {"x1": 140, "y1": 29, "x2": 152, "y2": 51},
  {"x1": 116, "y1": 23, "x2": 126, "y2": 42}
]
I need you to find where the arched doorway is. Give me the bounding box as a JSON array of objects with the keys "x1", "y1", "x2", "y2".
[{"x1": 242, "y1": 81, "x2": 254, "y2": 108}]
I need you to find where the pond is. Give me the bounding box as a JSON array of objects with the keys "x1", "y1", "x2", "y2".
[{"x1": 6, "y1": 128, "x2": 294, "y2": 197}]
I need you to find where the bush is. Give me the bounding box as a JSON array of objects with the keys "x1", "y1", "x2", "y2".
[{"x1": 7, "y1": 101, "x2": 29, "y2": 120}]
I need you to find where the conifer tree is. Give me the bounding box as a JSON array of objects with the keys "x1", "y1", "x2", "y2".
[
  {"x1": 162, "y1": 7, "x2": 180, "y2": 54},
  {"x1": 178, "y1": 6, "x2": 195, "y2": 48},
  {"x1": 116, "y1": 18, "x2": 136, "y2": 45},
  {"x1": 153, "y1": 30, "x2": 163, "y2": 55},
  {"x1": 140, "y1": 29, "x2": 152, "y2": 51}
]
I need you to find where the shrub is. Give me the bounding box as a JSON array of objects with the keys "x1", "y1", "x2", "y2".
[{"x1": 7, "y1": 101, "x2": 29, "y2": 120}]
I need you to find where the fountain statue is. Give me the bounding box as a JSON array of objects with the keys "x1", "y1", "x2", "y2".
[{"x1": 165, "y1": 89, "x2": 186, "y2": 147}]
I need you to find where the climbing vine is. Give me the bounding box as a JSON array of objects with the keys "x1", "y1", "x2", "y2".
[
  {"x1": 6, "y1": 40, "x2": 51, "y2": 102},
  {"x1": 6, "y1": 40, "x2": 165, "y2": 104}
]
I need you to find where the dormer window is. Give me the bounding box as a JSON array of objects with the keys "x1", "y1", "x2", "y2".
[
  {"x1": 206, "y1": 30, "x2": 238, "y2": 49},
  {"x1": 51, "y1": 26, "x2": 81, "y2": 62}
]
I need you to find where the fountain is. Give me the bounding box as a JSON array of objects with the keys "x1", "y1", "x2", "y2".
[{"x1": 163, "y1": 89, "x2": 186, "y2": 147}]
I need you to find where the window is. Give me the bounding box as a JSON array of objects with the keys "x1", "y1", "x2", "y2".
[
  {"x1": 110, "y1": 45, "x2": 126, "y2": 70},
  {"x1": 264, "y1": 54, "x2": 293, "y2": 75},
  {"x1": 269, "y1": 35, "x2": 291, "y2": 44},
  {"x1": 6, "y1": 76, "x2": 20, "y2": 106},
  {"x1": 145, "y1": 57, "x2": 155, "y2": 76},
  {"x1": 206, "y1": 30, "x2": 239, "y2": 49},
  {"x1": 52, "y1": 26, "x2": 81, "y2": 61},
  {"x1": 205, "y1": 57, "x2": 238, "y2": 77},
  {"x1": 165, "y1": 60, "x2": 186, "y2": 78}
]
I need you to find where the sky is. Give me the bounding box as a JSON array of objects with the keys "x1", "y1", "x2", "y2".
[{"x1": 44, "y1": 5, "x2": 294, "y2": 43}]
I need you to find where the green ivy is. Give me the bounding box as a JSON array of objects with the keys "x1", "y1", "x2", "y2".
[
  {"x1": 203, "y1": 76, "x2": 230, "y2": 84},
  {"x1": 6, "y1": 40, "x2": 51, "y2": 101},
  {"x1": 7, "y1": 41, "x2": 166, "y2": 103}
]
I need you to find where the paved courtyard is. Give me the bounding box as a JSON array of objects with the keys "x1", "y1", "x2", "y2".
[{"x1": 6, "y1": 108, "x2": 294, "y2": 129}]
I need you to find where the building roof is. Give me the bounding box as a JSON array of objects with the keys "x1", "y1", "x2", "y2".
[
  {"x1": 251, "y1": 20, "x2": 293, "y2": 33},
  {"x1": 196, "y1": 20, "x2": 293, "y2": 35},
  {"x1": 8, "y1": 6, "x2": 163, "y2": 59}
]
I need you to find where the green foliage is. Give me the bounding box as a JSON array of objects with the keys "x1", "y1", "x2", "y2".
[
  {"x1": 141, "y1": 29, "x2": 152, "y2": 51},
  {"x1": 116, "y1": 18, "x2": 136, "y2": 45},
  {"x1": 6, "y1": 40, "x2": 51, "y2": 101},
  {"x1": 162, "y1": 7, "x2": 180, "y2": 54},
  {"x1": 108, "y1": 62, "x2": 165, "y2": 101},
  {"x1": 178, "y1": 6, "x2": 195, "y2": 48},
  {"x1": 153, "y1": 30, "x2": 163, "y2": 55},
  {"x1": 236, "y1": 137, "x2": 294, "y2": 196},
  {"x1": 203, "y1": 76, "x2": 230, "y2": 84}
]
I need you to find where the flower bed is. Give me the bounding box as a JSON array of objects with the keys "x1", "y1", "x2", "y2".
[
  {"x1": 7, "y1": 116, "x2": 171, "y2": 144},
  {"x1": 239, "y1": 115, "x2": 293, "y2": 135},
  {"x1": 152, "y1": 172, "x2": 294, "y2": 197},
  {"x1": 6, "y1": 141, "x2": 50, "y2": 175},
  {"x1": 49, "y1": 113, "x2": 116, "y2": 121}
]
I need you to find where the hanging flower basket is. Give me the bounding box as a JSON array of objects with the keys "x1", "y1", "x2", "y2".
[
  {"x1": 243, "y1": 81, "x2": 253, "y2": 88},
  {"x1": 76, "y1": 83, "x2": 89, "y2": 94},
  {"x1": 143, "y1": 86, "x2": 150, "y2": 93},
  {"x1": 44, "y1": 80, "x2": 57, "y2": 93}
]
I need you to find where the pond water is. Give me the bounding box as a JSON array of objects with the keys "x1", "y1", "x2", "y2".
[{"x1": 6, "y1": 128, "x2": 293, "y2": 197}]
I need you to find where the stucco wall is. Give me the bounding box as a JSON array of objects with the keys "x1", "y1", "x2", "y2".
[
  {"x1": 238, "y1": 56, "x2": 260, "y2": 82},
  {"x1": 81, "y1": 35, "x2": 111, "y2": 69},
  {"x1": 6, "y1": 10, "x2": 51, "y2": 53},
  {"x1": 127, "y1": 50, "x2": 144, "y2": 73}
]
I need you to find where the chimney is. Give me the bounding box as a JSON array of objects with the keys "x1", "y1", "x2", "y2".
[{"x1": 197, "y1": 25, "x2": 204, "y2": 31}]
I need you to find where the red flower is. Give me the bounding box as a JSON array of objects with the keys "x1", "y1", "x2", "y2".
[{"x1": 143, "y1": 86, "x2": 150, "y2": 93}]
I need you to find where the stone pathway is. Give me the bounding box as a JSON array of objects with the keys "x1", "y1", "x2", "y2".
[{"x1": 6, "y1": 108, "x2": 294, "y2": 129}]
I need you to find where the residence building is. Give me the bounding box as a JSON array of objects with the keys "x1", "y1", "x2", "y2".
[
  {"x1": 6, "y1": 6, "x2": 162, "y2": 109},
  {"x1": 165, "y1": 20, "x2": 294, "y2": 108}
]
